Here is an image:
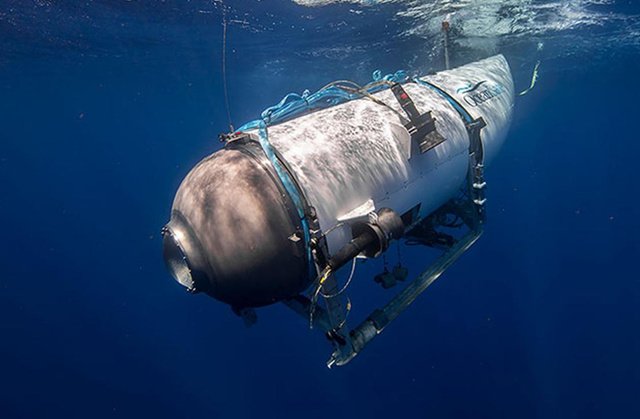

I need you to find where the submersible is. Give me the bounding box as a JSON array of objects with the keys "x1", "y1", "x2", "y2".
[{"x1": 162, "y1": 55, "x2": 514, "y2": 364}]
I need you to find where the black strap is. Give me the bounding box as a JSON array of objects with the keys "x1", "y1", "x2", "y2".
[{"x1": 390, "y1": 83, "x2": 446, "y2": 154}]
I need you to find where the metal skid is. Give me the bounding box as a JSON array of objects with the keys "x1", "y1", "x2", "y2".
[{"x1": 284, "y1": 148, "x2": 487, "y2": 367}]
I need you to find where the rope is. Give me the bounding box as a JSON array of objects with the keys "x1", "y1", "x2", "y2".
[
  {"x1": 237, "y1": 69, "x2": 408, "y2": 132},
  {"x1": 518, "y1": 60, "x2": 541, "y2": 96},
  {"x1": 221, "y1": 10, "x2": 234, "y2": 132},
  {"x1": 519, "y1": 42, "x2": 543, "y2": 96}
]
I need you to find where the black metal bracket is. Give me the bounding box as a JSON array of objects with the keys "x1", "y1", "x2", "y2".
[{"x1": 390, "y1": 83, "x2": 446, "y2": 154}]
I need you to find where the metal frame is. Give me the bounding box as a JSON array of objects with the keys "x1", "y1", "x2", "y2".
[
  {"x1": 284, "y1": 153, "x2": 486, "y2": 367},
  {"x1": 283, "y1": 95, "x2": 488, "y2": 367}
]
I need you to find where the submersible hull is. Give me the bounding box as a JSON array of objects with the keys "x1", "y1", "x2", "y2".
[{"x1": 163, "y1": 55, "x2": 514, "y2": 308}]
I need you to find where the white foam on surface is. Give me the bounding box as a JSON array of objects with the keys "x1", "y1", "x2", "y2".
[{"x1": 292, "y1": 0, "x2": 637, "y2": 47}]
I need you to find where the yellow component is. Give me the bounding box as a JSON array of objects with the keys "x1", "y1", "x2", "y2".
[
  {"x1": 311, "y1": 268, "x2": 332, "y2": 303},
  {"x1": 318, "y1": 268, "x2": 332, "y2": 286}
]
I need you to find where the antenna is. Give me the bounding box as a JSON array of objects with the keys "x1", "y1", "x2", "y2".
[{"x1": 442, "y1": 19, "x2": 451, "y2": 70}]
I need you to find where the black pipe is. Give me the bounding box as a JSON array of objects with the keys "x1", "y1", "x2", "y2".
[
  {"x1": 327, "y1": 228, "x2": 377, "y2": 272},
  {"x1": 326, "y1": 208, "x2": 405, "y2": 272}
]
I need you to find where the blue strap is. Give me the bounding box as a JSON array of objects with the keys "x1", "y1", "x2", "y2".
[
  {"x1": 413, "y1": 77, "x2": 474, "y2": 124},
  {"x1": 239, "y1": 119, "x2": 312, "y2": 265},
  {"x1": 235, "y1": 69, "x2": 409, "y2": 270}
]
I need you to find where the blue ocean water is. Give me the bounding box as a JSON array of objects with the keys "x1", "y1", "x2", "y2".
[{"x1": 1, "y1": 1, "x2": 639, "y2": 418}]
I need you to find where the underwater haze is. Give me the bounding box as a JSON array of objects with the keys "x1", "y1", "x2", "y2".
[{"x1": 1, "y1": 0, "x2": 639, "y2": 418}]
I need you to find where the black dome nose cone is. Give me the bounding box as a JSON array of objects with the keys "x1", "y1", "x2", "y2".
[{"x1": 167, "y1": 143, "x2": 310, "y2": 307}]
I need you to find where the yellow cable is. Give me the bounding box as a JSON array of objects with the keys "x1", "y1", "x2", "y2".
[
  {"x1": 309, "y1": 267, "x2": 332, "y2": 329},
  {"x1": 518, "y1": 60, "x2": 541, "y2": 97},
  {"x1": 318, "y1": 268, "x2": 331, "y2": 286}
]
